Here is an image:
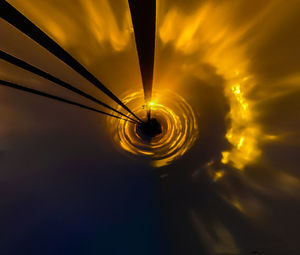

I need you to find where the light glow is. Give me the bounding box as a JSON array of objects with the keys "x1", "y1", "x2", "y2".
[{"x1": 107, "y1": 90, "x2": 198, "y2": 167}]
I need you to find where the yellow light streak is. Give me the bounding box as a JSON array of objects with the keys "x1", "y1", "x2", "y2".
[
  {"x1": 106, "y1": 90, "x2": 198, "y2": 167},
  {"x1": 156, "y1": 1, "x2": 287, "y2": 170}
]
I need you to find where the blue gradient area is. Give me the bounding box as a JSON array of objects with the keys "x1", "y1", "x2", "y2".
[{"x1": 1, "y1": 160, "x2": 169, "y2": 255}]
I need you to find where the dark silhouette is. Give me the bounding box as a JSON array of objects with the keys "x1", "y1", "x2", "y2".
[
  {"x1": 136, "y1": 118, "x2": 162, "y2": 142},
  {"x1": 0, "y1": 0, "x2": 143, "y2": 123},
  {"x1": 0, "y1": 80, "x2": 136, "y2": 123},
  {"x1": 129, "y1": 0, "x2": 156, "y2": 120},
  {"x1": 0, "y1": 50, "x2": 139, "y2": 124}
]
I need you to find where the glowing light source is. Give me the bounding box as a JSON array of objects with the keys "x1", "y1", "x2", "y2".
[{"x1": 106, "y1": 90, "x2": 198, "y2": 167}]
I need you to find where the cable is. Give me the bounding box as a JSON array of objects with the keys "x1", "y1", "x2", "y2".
[
  {"x1": 0, "y1": 0, "x2": 143, "y2": 123},
  {"x1": 0, "y1": 50, "x2": 139, "y2": 124},
  {"x1": 0, "y1": 80, "x2": 136, "y2": 124}
]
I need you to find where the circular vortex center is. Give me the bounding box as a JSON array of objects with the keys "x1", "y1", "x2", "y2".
[
  {"x1": 106, "y1": 90, "x2": 199, "y2": 167},
  {"x1": 136, "y1": 118, "x2": 162, "y2": 142}
]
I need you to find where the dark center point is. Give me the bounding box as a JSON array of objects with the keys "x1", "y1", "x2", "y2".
[{"x1": 136, "y1": 118, "x2": 162, "y2": 142}]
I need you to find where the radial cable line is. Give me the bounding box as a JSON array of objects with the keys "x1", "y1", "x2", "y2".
[
  {"x1": 128, "y1": 0, "x2": 156, "y2": 121},
  {"x1": 0, "y1": 0, "x2": 143, "y2": 123},
  {"x1": 0, "y1": 80, "x2": 136, "y2": 123},
  {"x1": 0, "y1": 50, "x2": 139, "y2": 124}
]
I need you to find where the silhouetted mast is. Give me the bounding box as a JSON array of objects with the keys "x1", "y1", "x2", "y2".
[{"x1": 128, "y1": 0, "x2": 156, "y2": 121}]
